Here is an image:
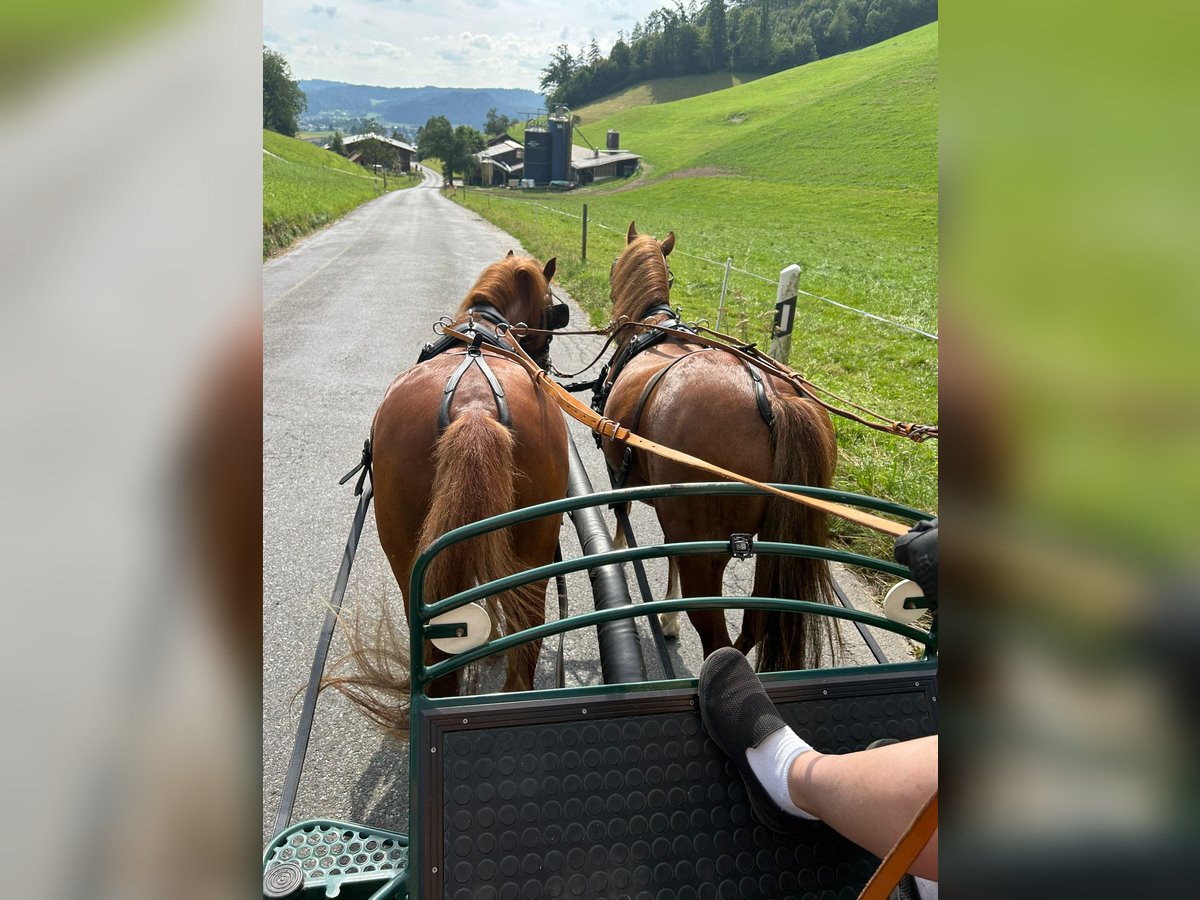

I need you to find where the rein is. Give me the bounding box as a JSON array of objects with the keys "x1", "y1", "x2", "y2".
[
  {"x1": 512, "y1": 316, "x2": 938, "y2": 443},
  {"x1": 442, "y1": 326, "x2": 911, "y2": 538}
]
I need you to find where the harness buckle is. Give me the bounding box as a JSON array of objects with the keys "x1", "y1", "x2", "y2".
[{"x1": 729, "y1": 533, "x2": 754, "y2": 560}]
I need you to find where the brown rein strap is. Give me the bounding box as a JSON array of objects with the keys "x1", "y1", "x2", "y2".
[
  {"x1": 513, "y1": 318, "x2": 938, "y2": 442},
  {"x1": 856, "y1": 791, "x2": 938, "y2": 900},
  {"x1": 445, "y1": 328, "x2": 909, "y2": 538}
]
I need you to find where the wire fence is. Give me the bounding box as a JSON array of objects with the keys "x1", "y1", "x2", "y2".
[{"x1": 459, "y1": 188, "x2": 938, "y2": 342}]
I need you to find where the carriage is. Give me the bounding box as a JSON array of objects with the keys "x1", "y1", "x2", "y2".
[{"x1": 264, "y1": 233, "x2": 938, "y2": 900}]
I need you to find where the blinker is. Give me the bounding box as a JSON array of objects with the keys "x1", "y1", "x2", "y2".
[{"x1": 548, "y1": 302, "x2": 570, "y2": 330}]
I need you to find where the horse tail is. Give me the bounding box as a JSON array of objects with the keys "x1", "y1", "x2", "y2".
[
  {"x1": 736, "y1": 394, "x2": 841, "y2": 672},
  {"x1": 418, "y1": 410, "x2": 544, "y2": 648},
  {"x1": 323, "y1": 410, "x2": 540, "y2": 739}
]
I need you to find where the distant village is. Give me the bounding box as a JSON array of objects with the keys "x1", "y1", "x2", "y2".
[{"x1": 318, "y1": 109, "x2": 640, "y2": 189}]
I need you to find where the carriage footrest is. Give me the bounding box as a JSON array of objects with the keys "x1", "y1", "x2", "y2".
[
  {"x1": 415, "y1": 663, "x2": 937, "y2": 899},
  {"x1": 263, "y1": 819, "x2": 408, "y2": 899}
]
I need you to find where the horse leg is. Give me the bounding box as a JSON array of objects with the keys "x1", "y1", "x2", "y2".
[
  {"x1": 659, "y1": 558, "x2": 682, "y2": 639},
  {"x1": 674, "y1": 556, "x2": 733, "y2": 657},
  {"x1": 503, "y1": 628, "x2": 544, "y2": 693},
  {"x1": 424, "y1": 644, "x2": 462, "y2": 699},
  {"x1": 611, "y1": 503, "x2": 629, "y2": 549}
]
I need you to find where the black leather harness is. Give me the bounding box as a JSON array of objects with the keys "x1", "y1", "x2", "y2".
[{"x1": 417, "y1": 303, "x2": 518, "y2": 432}]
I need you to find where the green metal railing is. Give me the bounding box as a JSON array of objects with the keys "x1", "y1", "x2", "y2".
[{"x1": 403, "y1": 481, "x2": 935, "y2": 900}]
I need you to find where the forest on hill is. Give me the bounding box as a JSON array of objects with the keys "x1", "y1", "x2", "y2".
[{"x1": 541, "y1": 0, "x2": 936, "y2": 109}]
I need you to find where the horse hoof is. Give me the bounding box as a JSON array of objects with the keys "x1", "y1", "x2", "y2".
[{"x1": 658, "y1": 613, "x2": 680, "y2": 640}]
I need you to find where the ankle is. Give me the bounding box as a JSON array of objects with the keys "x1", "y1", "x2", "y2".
[{"x1": 786, "y1": 748, "x2": 823, "y2": 814}]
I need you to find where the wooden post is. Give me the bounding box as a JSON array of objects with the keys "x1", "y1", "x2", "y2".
[
  {"x1": 715, "y1": 257, "x2": 732, "y2": 332},
  {"x1": 582, "y1": 203, "x2": 588, "y2": 261},
  {"x1": 768, "y1": 264, "x2": 801, "y2": 363}
]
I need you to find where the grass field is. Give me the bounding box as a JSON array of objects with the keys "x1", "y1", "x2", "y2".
[
  {"x1": 572, "y1": 72, "x2": 763, "y2": 126},
  {"x1": 456, "y1": 24, "x2": 938, "y2": 555},
  {"x1": 263, "y1": 129, "x2": 414, "y2": 257}
]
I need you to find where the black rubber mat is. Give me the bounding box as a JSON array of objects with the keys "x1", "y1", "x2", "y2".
[{"x1": 420, "y1": 669, "x2": 937, "y2": 899}]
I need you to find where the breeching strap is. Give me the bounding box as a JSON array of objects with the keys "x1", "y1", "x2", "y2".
[{"x1": 443, "y1": 329, "x2": 910, "y2": 538}]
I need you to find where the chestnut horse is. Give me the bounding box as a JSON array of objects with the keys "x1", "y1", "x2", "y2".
[
  {"x1": 601, "y1": 224, "x2": 841, "y2": 672},
  {"x1": 326, "y1": 253, "x2": 569, "y2": 734}
]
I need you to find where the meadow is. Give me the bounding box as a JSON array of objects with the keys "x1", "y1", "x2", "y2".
[
  {"x1": 263, "y1": 129, "x2": 414, "y2": 257},
  {"x1": 456, "y1": 23, "x2": 938, "y2": 555},
  {"x1": 572, "y1": 71, "x2": 763, "y2": 126}
]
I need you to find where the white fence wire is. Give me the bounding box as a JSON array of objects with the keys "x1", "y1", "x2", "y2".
[{"x1": 462, "y1": 190, "x2": 938, "y2": 341}]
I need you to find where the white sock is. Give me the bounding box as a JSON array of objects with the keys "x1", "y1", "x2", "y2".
[{"x1": 745, "y1": 726, "x2": 818, "y2": 819}]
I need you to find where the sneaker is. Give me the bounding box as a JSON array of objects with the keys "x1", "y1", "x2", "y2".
[{"x1": 697, "y1": 647, "x2": 818, "y2": 834}]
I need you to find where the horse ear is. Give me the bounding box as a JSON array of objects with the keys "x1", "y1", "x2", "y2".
[
  {"x1": 506, "y1": 249, "x2": 515, "y2": 258},
  {"x1": 543, "y1": 257, "x2": 557, "y2": 282},
  {"x1": 661, "y1": 232, "x2": 675, "y2": 257},
  {"x1": 627, "y1": 221, "x2": 638, "y2": 243}
]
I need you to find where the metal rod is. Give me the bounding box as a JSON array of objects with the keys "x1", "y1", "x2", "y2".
[
  {"x1": 273, "y1": 484, "x2": 374, "y2": 839},
  {"x1": 423, "y1": 594, "x2": 934, "y2": 682},
  {"x1": 613, "y1": 504, "x2": 676, "y2": 680},
  {"x1": 564, "y1": 432, "x2": 648, "y2": 684},
  {"x1": 831, "y1": 574, "x2": 888, "y2": 665},
  {"x1": 581, "y1": 203, "x2": 588, "y2": 261}
]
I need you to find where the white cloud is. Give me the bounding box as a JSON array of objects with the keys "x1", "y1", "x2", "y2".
[{"x1": 264, "y1": 0, "x2": 665, "y2": 89}]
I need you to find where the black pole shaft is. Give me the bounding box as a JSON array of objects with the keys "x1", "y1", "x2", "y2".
[
  {"x1": 273, "y1": 484, "x2": 374, "y2": 838},
  {"x1": 565, "y1": 432, "x2": 647, "y2": 684},
  {"x1": 581, "y1": 203, "x2": 588, "y2": 261}
]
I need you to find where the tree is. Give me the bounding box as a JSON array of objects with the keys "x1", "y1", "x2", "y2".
[
  {"x1": 540, "y1": 44, "x2": 576, "y2": 94},
  {"x1": 417, "y1": 114, "x2": 455, "y2": 169},
  {"x1": 706, "y1": 0, "x2": 729, "y2": 72},
  {"x1": 587, "y1": 39, "x2": 602, "y2": 65},
  {"x1": 356, "y1": 116, "x2": 383, "y2": 135},
  {"x1": 484, "y1": 107, "x2": 514, "y2": 138},
  {"x1": 330, "y1": 130, "x2": 345, "y2": 155},
  {"x1": 449, "y1": 125, "x2": 486, "y2": 184},
  {"x1": 263, "y1": 47, "x2": 306, "y2": 137}
]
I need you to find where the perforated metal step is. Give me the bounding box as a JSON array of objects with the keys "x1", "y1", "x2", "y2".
[
  {"x1": 263, "y1": 819, "x2": 408, "y2": 899},
  {"x1": 415, "y1": 666, "x2": 938, "y2": 899}
]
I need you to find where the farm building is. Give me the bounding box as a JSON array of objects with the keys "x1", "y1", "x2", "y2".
[
  {"x1": 570, "y1": 143, "x2": 641, "y2": 184},
  {"x1": 477, "y1": 133, "x2": 524, "y2": 186},
  {"x1": 473, "y1": 128, "x2": 641, "y2": 187},
  {"x1": 327, "y1": 133, "x2": 415, "y2": 173}
]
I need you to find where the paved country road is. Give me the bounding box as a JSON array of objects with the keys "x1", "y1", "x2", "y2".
[{"x1": 263, "y1": 171, "x2": 912, "y2": 844}]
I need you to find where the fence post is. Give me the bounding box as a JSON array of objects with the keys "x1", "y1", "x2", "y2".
[
  {"x1": 768, "y1": 264, "x2": 801, "y2": 363},
  {"x1": 582, "y1": 203, "x2": 588, "y2": 262},
  {"x1": 715, "y1": 257, "x2": 732, "y2": 333}
]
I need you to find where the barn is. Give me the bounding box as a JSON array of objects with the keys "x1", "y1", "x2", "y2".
[
  {"x1": 328, "y1": 133, "x2": 415, "y2": 173},
  {"x1": 570, "y1": 143, "x2": 642, "y2": 185},
  {"x1": 476, "y1": 133, "x2": 524, "y2": 186}
]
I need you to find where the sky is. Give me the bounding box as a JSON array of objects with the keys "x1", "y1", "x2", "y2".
[{"x1": 263, "y1": 0, "x2": 672, "y2": 91}]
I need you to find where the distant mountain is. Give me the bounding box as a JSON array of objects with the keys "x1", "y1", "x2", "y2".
[{"x1": 298, "y1": 81, "x2": 545, "y2": 131}]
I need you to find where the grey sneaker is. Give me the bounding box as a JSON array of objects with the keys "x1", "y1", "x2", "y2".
[{"x1": 697, "y1": 647, "x2": 818, "y2": 834}]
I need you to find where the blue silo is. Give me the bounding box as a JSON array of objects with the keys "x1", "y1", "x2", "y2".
[
  {"x1": 524, "y1": 126, "x2": 550, "y2": 184},
  {"x1": 549, "y1": 114, "x2": 572, "y2": 183}
]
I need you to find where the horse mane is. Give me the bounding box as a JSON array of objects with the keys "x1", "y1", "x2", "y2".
[
  {"x1": 611, "y1": 235, "x2": 671, "y2": 323},
  {"x1": 456, "y1": 255, "x2": 548, "y2": 327}
]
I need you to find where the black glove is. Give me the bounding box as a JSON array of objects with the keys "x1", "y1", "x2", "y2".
[{"x1": 894, "y1": 517, "x2": 937, "y2": 604}]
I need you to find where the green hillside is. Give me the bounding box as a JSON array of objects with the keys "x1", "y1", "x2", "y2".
[
  {"x1": 573, "y1": 72, "x2": 763, "y2": 126},
  {"x1": 457, "y1": 23, "x2": 938, "y2": 544},
  {"x1": 263, "y1": 129, "x2": 412, "y2": 257}
]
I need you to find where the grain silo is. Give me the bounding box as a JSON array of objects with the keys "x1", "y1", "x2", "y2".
[
  {"x1": 548, "y1": 110, "x2": 572, "y2": 183},
  {"x1": 523, "y1": 123, "x2": 550, "y2": 184}
]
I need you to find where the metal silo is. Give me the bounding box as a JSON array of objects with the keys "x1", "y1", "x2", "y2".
[
  {"x1": 606, "y1": 129, "x2": 620, "y2": 150},
  {"x1": 549, "y1": 114, "x2": 572, "y2": 182},
  {"x1": 523, "y1": 126, "x2": 550, "y2": 184}
]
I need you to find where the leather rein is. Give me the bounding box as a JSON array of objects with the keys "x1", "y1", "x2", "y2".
[{"x1": 440, "y1": 326, "x2": 911, "y2": 538}]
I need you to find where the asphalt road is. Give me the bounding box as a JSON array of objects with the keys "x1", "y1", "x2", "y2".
[{"x1": 263, "y1": 169, "x2": 913, "y2": 845}]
